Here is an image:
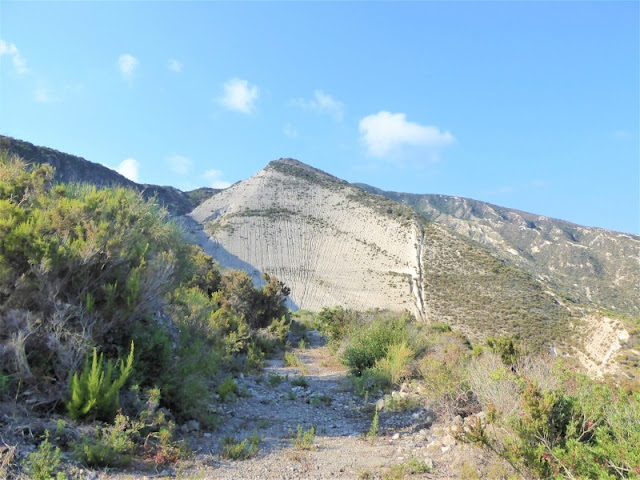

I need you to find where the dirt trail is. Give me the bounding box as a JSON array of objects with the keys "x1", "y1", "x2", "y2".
[{"x1": 142, "y1": 331, "x2": 493, "y2": 480}]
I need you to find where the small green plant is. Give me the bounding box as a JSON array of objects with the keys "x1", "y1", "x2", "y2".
[
  {"x1": 221, "y1": 431, "x2": 260, "y2": 460},
  {"x1": 384, "y1": 457, "x2": 432, "y2": 478},
  {"x1": 290, "y1": 376, "x2": 309, "y2": 387},
  {"x1": 293, "y1": 425, "x2": 316, "y2": 450},
  {"x1": 67, "y1": 342, "x2": 134, "y2": 421},
  {"x1": 74, "y1": 412, "x2": 140, "y2": 467},
  {"x1": 383, "y1": 394, "x2": 419, "y2": 412},
  {"x1": 23, "y1": 431, "x2": 64, "y2": 480},
  {"x1": 55, "y1": 419, "x2": 66, "y2": 437},
  {"x1": 266, "y1": 374, "x2": 284, "y2": 387},
  {"x1": 298, "y1": 337, "x2": 307, "y2": 349},
  {"x1": 216, "y1": 377, "x2": 238, "y2": 402},
  {"x1": 431, "y1": 322, "x2": 452, "y2": 333},
  {"x1": 366, "y1": 407, "x2": 379, "y2": 444},
  {"x1": 0, "y1": 373, "x2": 9, "y2": 396},
  {"x1": 310, "y1": 394, "x2": 332, "y2": 407},
  {"x1": 283, "y1": 351, "x2": 307, "y2": 373}
]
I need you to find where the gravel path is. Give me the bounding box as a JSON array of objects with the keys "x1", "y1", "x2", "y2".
[{"x1": 101, "y1": 332, "x2": 505, "y2": 479}]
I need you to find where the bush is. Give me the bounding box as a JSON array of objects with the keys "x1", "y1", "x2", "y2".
[
  {"x1": 466, "y1": 360, "x2": 640, "y2": 479},
  {"x1": 217, "y1": 377, "x2": 238, "y2": 402},
  {"x1": 221, "y1": 431, "x2": 260, "y2": 460},
  {"x1": 343, "y1": 316, "x2": 411, "y2": 376},
  {"x1": 74, "y1": 413, "x2": 140, "y2": 467},
  {"x1": 374, "y1": 342, "x2": 414, "y2": 385},
  {"x1": 22, "y1": 431, "x2": 63, "y2": 480},
  {"x1": 293, "y1": 425, "x2": 315, "y2": 450},
  {"x1": 67, "y1": 342, "x2": 134, "y2": 421}
]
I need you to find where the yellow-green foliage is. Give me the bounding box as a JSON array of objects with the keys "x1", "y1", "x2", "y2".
[
  {"x1": 374, "y1": 342, "x2": 414, "y2": 385},
  {"x1": 67, "y1": 342, "x2": 134, "y2": 421},
  {"x1": 343, "y1": 316, "x2": 412, "y2": 376},
  {"x1": 22, "y1": 431, "x2": 63, "y2": 480},
  {"x1": 73, "y1": 412, "x2": 140, "y2": 467},
  {"x1": 293, "y1": 425, "x2": 315, "y2": 450},
  {"x1": 221, "y1": 431, "x2": 260, "y2": 460}
]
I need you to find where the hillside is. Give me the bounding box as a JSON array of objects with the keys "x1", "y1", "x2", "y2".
[
  {"x1": 355, "y1": 184, "x2": 640, "y2": 317},
  {"x1": 0, "y1": 135, "x2": 196, "y2": 215},
  {"x1": 189, "y1": 158, "x2": 570, "y2": 351}
]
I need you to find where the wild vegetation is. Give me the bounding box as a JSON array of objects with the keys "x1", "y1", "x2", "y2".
[
  {"x1": 0, "y1": 151, "x2": 291, "y2": 477},
  {"x1": 1, "y1": 150, "x2": 637, "y2": 479},
  {"x1": 306, "y1": 306, "x2": 640, "y2": 479}
]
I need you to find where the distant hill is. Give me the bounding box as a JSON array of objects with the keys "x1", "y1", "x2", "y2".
[
  {"x1": 0, "y1": 135, "x2": 197, "y2": 215},
  {"x1": 354, "y1": 184, "x2": 640, "y2": 317}
]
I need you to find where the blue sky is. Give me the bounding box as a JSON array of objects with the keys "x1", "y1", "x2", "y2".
[{"x1": 1, "y1": 1, "x2": 638, "y2": 233}]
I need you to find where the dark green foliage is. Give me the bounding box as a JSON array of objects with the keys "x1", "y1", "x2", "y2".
[
  {"x1": 314, "y1": 306, "x2": 358, "y2": 343},
  {"x1": 67, "y1": 342, "x2": 134, "y2": 421},
  {"x1": 486, "y1": 335, "x2": 521, "y2": 367}
]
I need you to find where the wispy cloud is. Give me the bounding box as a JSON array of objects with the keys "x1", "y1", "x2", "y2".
[
  {"x1": 117, "y1": 54, "x2": 139, "y2": 81},
  {"x1": 33, "y1": 88, "x2": 59, "y2": 104},
  {"x1": 168, "y1": 59, "x2": 182, "y2": 73},
  {"x1": 203, "y1": 169, "x2": 231, "y2": 189},
  {"x1": 0, "y1": 39, "x2": 28, "y2": 74},
  {"x1": 283, "y1": 123, "x2": 299, "y2": 138},
  {"x1": 359, "y1": 111, "x2": 454, "y2": 159},
  {"x1": 291, "y1": 90, "x2": 344, "y2": 121},
  {"x1": 166, "y1": 155, "x2": 191, "y2": 175},
  {"x1": 117, "y1": 158, "x2": 140, "y2": 182},
  {"x1": 219, "y1": 78, "x2": 259, "y2": 114}
]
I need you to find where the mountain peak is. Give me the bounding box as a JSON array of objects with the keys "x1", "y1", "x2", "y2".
[{"x1": 266, "y1": 157, "x2": 347, "y2": 186}]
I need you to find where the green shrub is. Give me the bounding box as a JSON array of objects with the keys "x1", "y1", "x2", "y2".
[
  {"x1": 266, "y1": 374, "x2": 284, "y2": 387},
  {"x1": 486, "y1": 335, "x2": 521, "y2": 367},
  {"x1": 343, "y1": 317, "x2": 411, "y2": 376},
  {"x1": 293, "y1": 425, "x2": 315, "y2": 450},
  {"x1": 221, "y1": 431, "x2": 260, "y2": 460},
  {"x1": 290, "y1": 376, "x2": 309, "y2": 387},
  {"x1": 283, "y1": 351, "x2": 307, "y2": 373},
  {"x1": 67, "y1": 342, "x2": 134, "y2": 421},
  {"x1": 374, "y1": 342, "x2": 414, "y2": 385},
  {"x1": 23, "y1": 431, "x2": 63, "y2": 480},
  {"x1": 217, "y1": 377, "x2": 238, "y2": 402},
  {"x1": 366, "y1": 407, "x2": 379, "y2": 444},
  {"x1": 347, "y1": 368, "x2": 391, "y2": 396},
  {"x1": 74, "y1": 413, "x2": 140, "y2": 467}
]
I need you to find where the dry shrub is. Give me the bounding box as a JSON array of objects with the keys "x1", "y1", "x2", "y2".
[{"x1": 467, "y1": 352, "x2": 521, "y2": 419}]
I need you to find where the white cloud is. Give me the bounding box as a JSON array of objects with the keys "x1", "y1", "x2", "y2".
[
  {"x1": 203, "y1": 169, "x2": 231, "y2": 189},
  {"x1": 117, "y1": 54, "x2": 138, "y2": 81},
  {"x1": 0, "y1": 39, "x2": 28, "y2": 74},
  {"x1": 168, "y1": 58, "x2": 182, "y2": 73},
  {"x1": 116, "y1": 158, "x2": 140, "y2": 182},
  {"x1": 166, "y1": 155, "x2": 191, "y2": 175},
  {"x1": 219, "y1": 78, "x2": 259, "y2": 114},
  {"x1": 359, "y1": 111, "x2": 454, "y2": 158},
  {"x1": 34, "y1": 88, "x2": 58, "y2": 104},
  {"x1": 283, "y1": 123, "x2": 298, "y2": 138},
  {"x1": 291, "y1": 90, "x2": 344, "y2": 121}
]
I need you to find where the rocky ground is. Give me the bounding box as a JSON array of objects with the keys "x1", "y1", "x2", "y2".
[{"x1": 2, "y1": 331, "x2": 515, "y2": 479}]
